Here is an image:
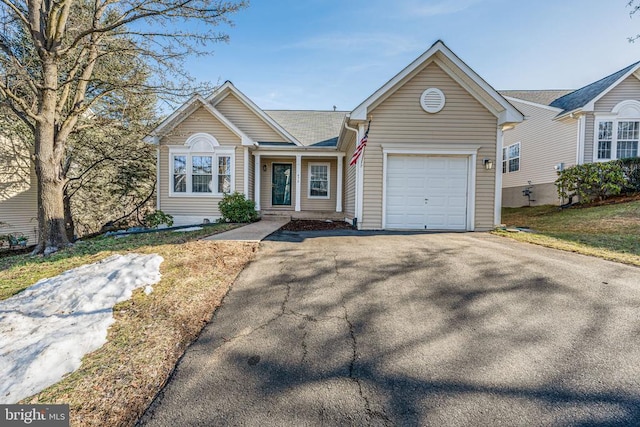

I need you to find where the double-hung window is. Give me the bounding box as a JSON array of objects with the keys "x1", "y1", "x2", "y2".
[
  {"x1": 595, "y1": 100, "x2": 640, "y2": 162},
  {"x1": 597, "y1": 120, "x2": 640, "y2": 160},
  {"x1": 502, "y1": 142, "x2": 520, "y2": 173},
  {"x1": 170, "y1": 133, "x2": 234, "y2": 196},
  {"x1": 308, "y1": 163, "x2": 330, "y2": 198}
]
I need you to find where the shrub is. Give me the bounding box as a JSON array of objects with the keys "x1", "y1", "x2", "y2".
[
  {"x1": 218, "y1": 192, "x2": 258, "y2": 223},
  {"x1": 618, "y1": 157, "x2": 640, "y2": 193},
  {"x1": 144, "y1": 210, "x2": 174, "y2": 228},
  {"x1": 555, "y1": 161, "x2": 625, "y2": 203}
]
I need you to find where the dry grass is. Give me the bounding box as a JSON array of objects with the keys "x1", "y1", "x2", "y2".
[{"x1": 1, "y1": 227, "x2": 257, "y2": 426}]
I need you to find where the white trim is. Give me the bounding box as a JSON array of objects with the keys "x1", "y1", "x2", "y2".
[
  {"x1": 295, "y1": 155, "x2": 302, "y2": 211},
  {"x1": 592, "y1": 116, "x2": 640, "y2": 162},
  {"x1": 253, "y1": 150, "x2": 345, "y2": 158},
  {"x1": 168, "y1": 146, "x2": 235, "y2": 197},
  {"x1": 355, "y1": 124, "x2": 365, "y2": 228},
  {"x1": 307, "y1": 162, "x2": 331, "y2": 200},
  {"x1": 208, "y1": 81, "x2": 303, "y2": 146},
  {"x1": 583, "y1": 63, "x2": 640, "y2": 112},
  {"x1": 503, "y1": 96, "x2": 564, "y2": 113},
  {"x1": 156, "y1": 147, "x2": 161, "y2": 210},
  {"x1": 577, "y1": 114, "x2": 586, "y2": 164},
  {"x1": 495, "y1": 127, "x2": 503, "y2": 226},
  {"x1": 185, "y1": 132, "x2": 220, "y2": 149},
  {"x1": 350, "y1": 40, "x2": 523, "y2": 126},
  {"x1": 147, "y1": 94, "x2": 255, "y2": 146},
  {"x1": 254, "y1": 153, "x2": 261, "y2": 210},
  {"x1": 336, "y1": 156, "x2": 343, "y2": 213},
  {"x1": 381, "y1": 151, "x2": 477, "y2": 231},
  {"x1": 243, "y1": 147, "x2": 250, "y2": 197},
  {"x1": 502, "y1": 141, "x2": 520, "y2": 173},
  {"x1": 612, "y1": 99, "x2": 640, "y2": 117}
]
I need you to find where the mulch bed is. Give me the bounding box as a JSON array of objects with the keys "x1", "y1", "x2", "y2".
[
  {"x1": 280, "y1": 219, "x2": 355, "y2": 232},
  {"x1": 570, "y1": 192, "x2": 640, "y2": 209}
]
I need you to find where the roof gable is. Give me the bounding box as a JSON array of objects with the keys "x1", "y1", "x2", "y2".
[
  {"x1": 208, "y1": 82, "x2": 302, "y2": 146},
  {"x1": 350, "y1": 40, "x2": 523, "y2": 126},
  {"x1": 549, "y1": 61, "x2": 640, "y2": 115},
  {"x1": 146, "y1": 94, "x2": 253, "y2": 146}
]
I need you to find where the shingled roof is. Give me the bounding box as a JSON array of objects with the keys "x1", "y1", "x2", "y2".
[
  {"x1": 499, "y1": 90, "x2": 573, "y2": 106},
  {"x1": 265, "y1": 110, "x2": 347, "y2": 147},
  {"x1": 548, "y1": 61, "x2": 640, "y2": 114}
]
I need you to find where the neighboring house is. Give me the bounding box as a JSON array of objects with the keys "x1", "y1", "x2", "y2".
[
  {"x1": 148, "y1": 40, "x2": 523, "y2": 231},
  {"x1": 0, "y1": 133, "x2": 38, "y2": 244},
  {"x1": 501, "y1": 60, "x2": 640, "y2": 207}
]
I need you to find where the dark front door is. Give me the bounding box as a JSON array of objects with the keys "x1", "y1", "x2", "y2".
[{"x1": 272, "y1": 163, "x2": 292, "y2": 206}]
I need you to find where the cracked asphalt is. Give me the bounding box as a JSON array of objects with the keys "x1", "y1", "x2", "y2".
[{"x1": 139, "y1": 231, "x2": 640, "y2": 426}]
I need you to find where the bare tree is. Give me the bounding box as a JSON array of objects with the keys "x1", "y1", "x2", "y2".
[{"x1": 0, "y1": 0, "x2": 247, "y2": 254}]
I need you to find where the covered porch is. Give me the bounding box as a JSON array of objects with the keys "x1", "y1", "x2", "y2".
[{"x1": 253, "y1": 150, "x2": 345, "y2": 216}]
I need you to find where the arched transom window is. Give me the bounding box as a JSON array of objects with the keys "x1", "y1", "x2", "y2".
[
  {"x1": 595, "y1": 100, "x2": 640, "y2": 161},
  {"x1": 169, "y1": 133, "x2": 234, "y2": 196}
]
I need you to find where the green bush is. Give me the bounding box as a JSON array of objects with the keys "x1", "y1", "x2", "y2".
[
  {"x1": 618, "y1": 157, "x2": 640, "y2": 193},
  {"x1": 555, "y1": 161, "x2": 626, "y2": 203},
  {"x1": 218, "y1": 192, "x2": 258, "y2": 223},
  {"x1": 144, "y1": 210, "x2": 174, "y2": 228}
]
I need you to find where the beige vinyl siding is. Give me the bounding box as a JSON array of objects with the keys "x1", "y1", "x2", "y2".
[
  {"x1": 586, "y1": 75, "x2": 640, "y2": 163},
  {"x1": 158, "y1": 107, "x2": 243, "y2": 221},
  {"x1": 362, "y1": 62, "x2": 498, "y2": 230},
  {"x1": 161, "y1": 107, "x2": 240, "y2": 146},
  {"x1": 344, "y1": 133, "x2": 357, "y2": 218},
  {"x1": 260, "y1": 158, "x2": 297, "y2": 210},
  {"x1": 584, "y1": 113, "x2": 595, "y2": 163},
  {"x1": 215, "y1": 94, "x2": 287, "y2": 142},
  {"x1": 594, "y1": 75, "x2": 640, "y2": 112},
  {"x1": 502, "y1": 99, "x2": 578, "y2": 190},
  {"x1": 158, "y1": 146, "x2": 224, "y2": 219},
  {"x1": 300, "y1": 158, "x2": 337, "y2": 211},
  {"x1": 0, "y1": 138, "x2": 38, "y2": 243}
]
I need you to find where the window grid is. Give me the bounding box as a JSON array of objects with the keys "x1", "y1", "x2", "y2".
[
  {"x1": 192, "y1": 156, "x2": 213, "y2": 193},
  {"x1": 173, "y1": 156, "x2": 187, "y2": 193},
  {"x1": 170, "y1": 153, "x2": 233, "y2": 196},
  {"x1": 596, "y1": 120, "x2": 640, "y2": 160},
  {"x1": 309, "y1": 164, "x2": 329, "y2": 198},
  {"x1": 217, "y1": 156, "x2": 231, "y2": 194},
  {"x1": 502, "y1": 142, "x2": 520, "y2": 173}
]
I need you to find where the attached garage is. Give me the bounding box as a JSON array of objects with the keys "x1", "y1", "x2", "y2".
[{"x1": 384, "y1": 154, "x2": 474, "y2": 231}]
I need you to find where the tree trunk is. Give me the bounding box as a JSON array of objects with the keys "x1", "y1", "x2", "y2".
[
  {"x1": 63, "y1": 187, "x2": 75, "y2": 242},
  {"x1": 33, "y1": 58, "x2": 70, "y2": 255}
]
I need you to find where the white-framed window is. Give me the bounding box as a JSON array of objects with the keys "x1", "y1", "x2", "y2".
[
  {"x1": 308, "y1": 162, "x2": 330, "y2": 199},
  {"x1": 594, "y1": 100, "x2": 640, "y2": 161},
  {"x1": 502, "y1": 142, "x2": 520, "y2": 173},
  {"x1": 169, "y1": 133, "x2": 234, "y2": 196}
]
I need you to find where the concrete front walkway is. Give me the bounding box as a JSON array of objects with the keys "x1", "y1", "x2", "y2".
[
  {"x1": 204, "y1": 218, "x2": 289, "y2": 242},
  {"x1": 141, "y1": 232, "x2": 640, "y2": 426}
]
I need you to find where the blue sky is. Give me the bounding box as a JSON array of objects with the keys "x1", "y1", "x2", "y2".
[{"x1": 186, "y1": 0, "x2": 640, "y2": 111}]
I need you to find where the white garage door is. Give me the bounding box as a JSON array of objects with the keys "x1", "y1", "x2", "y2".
[{"x1": 386, "y1": 156, "x2": 469, "y2": 230}]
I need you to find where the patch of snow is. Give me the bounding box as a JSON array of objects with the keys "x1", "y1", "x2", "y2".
[
  {"x1": 144, "y1": 285, "x2": 153, "y2": 295},
  {"x1": 0, "y1": 253, "x2": 163, "y2": 404},
  {"x1": 172, "y1": 226, "x2": 203, "y2": 232}
]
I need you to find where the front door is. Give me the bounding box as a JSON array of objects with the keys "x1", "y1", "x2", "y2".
[{"x1": 272, "y1": 163, "x2": 292, "y2": 206}]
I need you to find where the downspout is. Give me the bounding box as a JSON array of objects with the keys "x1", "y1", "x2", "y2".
[{"x1": 344, "y1": 119, "x2": 359, "y2": 227}]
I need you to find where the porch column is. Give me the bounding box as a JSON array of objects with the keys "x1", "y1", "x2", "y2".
[
  {"x1": 295, "y1": 154, "x2": 301, "y2": 212},
  {"x1": 336, "y1": 155, "x2": 343, "y2": 213},
  {"x1": 254, "y1": 153, "x2": 261, "y2": 211}
]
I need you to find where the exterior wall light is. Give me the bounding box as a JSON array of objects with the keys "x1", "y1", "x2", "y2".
[
  {"x1": 483, "y1": 158, "x2": 494, "y2": 170},
  {"x1": 263, "y1": 164, "x2": 267, "y2": 172}
]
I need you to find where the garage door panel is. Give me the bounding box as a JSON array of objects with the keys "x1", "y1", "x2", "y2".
[{"x1": 386, "y1": 155, "x2": 468, "y2": 230}]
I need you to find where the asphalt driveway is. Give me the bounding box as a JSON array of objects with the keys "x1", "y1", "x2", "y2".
[{"x1": 140, "y1": 232, "x2": 640, "y2": 426}]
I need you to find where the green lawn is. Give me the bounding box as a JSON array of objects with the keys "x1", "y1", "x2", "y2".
[{"x1": 498, "y1": 201, "x2": 640, "y2": 265}]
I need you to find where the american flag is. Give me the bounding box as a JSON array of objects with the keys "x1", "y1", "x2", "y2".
[{"x1": 349, "y1": 121, "x2": 370, "y2": 166}]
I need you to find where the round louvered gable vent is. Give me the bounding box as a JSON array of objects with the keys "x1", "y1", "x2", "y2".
[{"x1": 420, "y1": 88, "x2": 445, "y2": 113}]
